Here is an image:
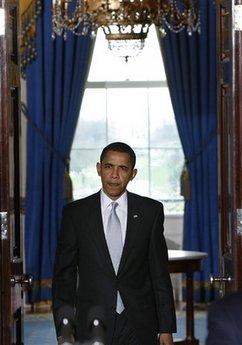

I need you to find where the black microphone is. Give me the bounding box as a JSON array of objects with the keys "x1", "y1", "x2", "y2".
[
  {"x1": 59, "y1": 318, "x2": 75, "y2": 345},
  {"x1": 87, "y1": 306, "x2": 106, "y2": 345}
]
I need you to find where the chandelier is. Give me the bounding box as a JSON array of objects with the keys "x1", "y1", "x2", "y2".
[{"x1": 52, "y1": 0, "x2": 200, "y2": 59}]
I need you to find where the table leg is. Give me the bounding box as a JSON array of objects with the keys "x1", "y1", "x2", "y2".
[
  {"x1": 174, "y1": 272, "x2": 199, "y2": 345},
  {"x1": 186, "y1": 272, "x2": 199, "y2": 344}
]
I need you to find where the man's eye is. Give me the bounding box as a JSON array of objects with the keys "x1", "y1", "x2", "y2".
[
  {"x1": 104, "y1": 164, "x2": 112, "y2": 169},
  {"x1": 120, "y1": 166, "x2": 128, "y2": 171}
]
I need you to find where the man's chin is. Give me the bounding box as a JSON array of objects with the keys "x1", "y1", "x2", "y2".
[{"x1": 104, "y1": 187, "x2": 124, "y2": 199}]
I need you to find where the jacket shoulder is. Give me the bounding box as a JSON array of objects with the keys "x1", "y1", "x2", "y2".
[
  {"x1": 127, "y1": 191, "x2": 164, "y2": 212},
  {"x1": 63, "y1": 192, "x2": 100, "y2": 213}
]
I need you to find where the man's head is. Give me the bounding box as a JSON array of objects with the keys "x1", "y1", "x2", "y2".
[
  {"x1": 100, "y1": 142, "x2": 136, "y2": 169},
  {"x1": 96, "y1": 142, "x2": 137, "y2": 200}
]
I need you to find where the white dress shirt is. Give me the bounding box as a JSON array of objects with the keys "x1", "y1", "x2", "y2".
[{"x1": 100, "y1": 189, "x2": 128, "y2": 244}]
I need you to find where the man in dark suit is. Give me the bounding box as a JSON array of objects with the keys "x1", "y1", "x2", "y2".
[
  {"x1": 206, "y1": 291, "x2": 242, "y2": 345},
  {"x1": 52, "y1": 142, "x2": 176, "y2": 345}
]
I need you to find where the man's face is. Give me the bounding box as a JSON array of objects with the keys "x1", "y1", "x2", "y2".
[{"x1": 96, "y1": 150, "x2": 137, "y2": 200}]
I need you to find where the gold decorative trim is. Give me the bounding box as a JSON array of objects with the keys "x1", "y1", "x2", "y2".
[
  {"x1": 31, "y1": 299, "x2": 52, "y2": 312},
  {"x1": 31, "y1": 278, "x2": 52, "y2": 290},
  {"x1": 182, "y1": 278, "x2": 221, "y2": 291},
  {"x1": 20, "y1": 0, "x2": 42, "y2": 79}
]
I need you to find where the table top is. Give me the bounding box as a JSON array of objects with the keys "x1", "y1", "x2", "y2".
[{"x1": 168, "y1": 249, "x2": 208, "y2": 261}]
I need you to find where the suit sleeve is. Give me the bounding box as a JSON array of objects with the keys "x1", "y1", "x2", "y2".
[
  {"x1": 52, "y1": 205, "x2": 78, "y2": 337},
  {"x1": 148, "y1": 203, "x2": 177, "y2": 333}
]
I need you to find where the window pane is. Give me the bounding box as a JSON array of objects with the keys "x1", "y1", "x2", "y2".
[
  {"x1": 149, "y1": 88, "x2": 180, "y2": 148},
  {"x1": 150, "y1": 148, "x2": 184, "y2": 213},
  {"x1": 70, "y1": 149, "x2": 101, "y2": 199},
  {"x1": 107, "y1": 89, "x2": 148, "y2": 147},
  {"x1": 72, "y1": 89, "x2": 107, "y2": 149},
  {"x1": 127, "y1": 149, "x2": 149, "y2": 196}
]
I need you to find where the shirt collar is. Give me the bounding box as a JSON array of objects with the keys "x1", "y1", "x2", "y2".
[{"x1": 100, "y1": 189, "x2": 127, "y2": 211}]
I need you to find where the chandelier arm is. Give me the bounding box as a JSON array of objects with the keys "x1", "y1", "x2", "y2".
[{"x1": 52, "y1": 0, "x2": 200, "y2": 55}]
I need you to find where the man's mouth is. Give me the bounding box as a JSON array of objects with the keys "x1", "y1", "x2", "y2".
[{"x1": 108, "y1": 182, "x2": 119, "y2": 187}]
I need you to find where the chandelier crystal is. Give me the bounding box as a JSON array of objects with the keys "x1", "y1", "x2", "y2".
[{"x1": 52, "y1": 0, "x2": 200, "y2": 59}]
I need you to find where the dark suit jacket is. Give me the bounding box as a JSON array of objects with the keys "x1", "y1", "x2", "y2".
[
  {"x1": 206, "y1": 292, "x2": 242, "y2": 345},
  {"x1": 52, "y1": 191, "x2": 176, "y2": 345}
]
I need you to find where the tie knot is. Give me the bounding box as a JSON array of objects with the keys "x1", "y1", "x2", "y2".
[{"x1": 111, "y1": 201, "x2": 118, "y2": 209}]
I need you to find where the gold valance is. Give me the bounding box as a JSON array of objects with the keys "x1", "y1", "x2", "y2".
[{"x1": 20, "y1": 0, "x2": 42, "y2": 78}]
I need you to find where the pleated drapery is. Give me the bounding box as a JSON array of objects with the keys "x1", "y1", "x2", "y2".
[
  {"x1": 159, "y1": 1, "x2": 219, "y2": 301},
  {"x1": 25, "y1": 0, "x2": 94, "y2": 303}
]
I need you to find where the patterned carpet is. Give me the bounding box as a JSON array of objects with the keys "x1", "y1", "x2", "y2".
[
  {"x1": 24, "y1": 313, "x2": 56, "y2": 345},
  {"x1": 24, "y1": 310, "x2": 207, "y2": 345},
  {"x1": 175, "y1": 310, "x2": 207, "y2": 345}
]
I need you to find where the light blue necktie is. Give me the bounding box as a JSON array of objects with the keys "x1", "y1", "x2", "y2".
[{"x1": 106, "y1": 202, "x2": 124, "y2": 313}]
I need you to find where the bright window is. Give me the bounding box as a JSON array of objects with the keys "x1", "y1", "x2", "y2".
[{"x1": 70, "y1": 25, "x2": 184, "y2": 214}]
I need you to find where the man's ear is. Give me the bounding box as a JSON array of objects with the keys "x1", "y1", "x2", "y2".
[
  {"x1": 131, "y1": 168, "x2": 137, "y2": 180},
  {"x1": 96, "y1": 162, "x2": 101, "y2": 176}
]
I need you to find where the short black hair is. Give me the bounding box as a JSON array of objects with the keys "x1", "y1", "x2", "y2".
[{"x1": 100, "y1": 142, "x2": 136, "y2": 169}]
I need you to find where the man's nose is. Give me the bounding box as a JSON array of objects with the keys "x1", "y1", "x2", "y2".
[{"x1": 111, "y1": 167, "x2": 119, "y2": 178}]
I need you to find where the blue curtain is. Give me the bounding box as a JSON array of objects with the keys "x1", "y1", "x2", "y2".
[
  {"x1": 24, "y1": 0, "x2": 93, "y2": 303},
  {"x1": 159, "y1": 1, "x2": 219, "y2": 301}
]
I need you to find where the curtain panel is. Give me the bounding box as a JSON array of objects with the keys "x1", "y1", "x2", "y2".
[
  {"x1": 25, "y1": 0, "x2": 94, "y2": 303},
  {"x1": 159, "y1": 1, "x2": 219, "y2": 301}
]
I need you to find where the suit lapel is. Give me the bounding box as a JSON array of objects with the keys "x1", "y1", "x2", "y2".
[
  {"x1": 87, "y1": 192, "x2": 114, "y2": 273},
  {"x1": 118, "y1": 192, "x2": 143, "y2": 273}
]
